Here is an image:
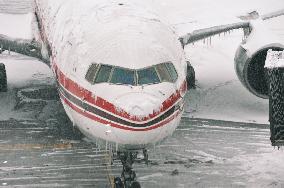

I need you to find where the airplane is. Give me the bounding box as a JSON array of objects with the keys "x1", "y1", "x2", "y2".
[{"x1": 0, "y1": 0, "x2": 284, "y2": 187}]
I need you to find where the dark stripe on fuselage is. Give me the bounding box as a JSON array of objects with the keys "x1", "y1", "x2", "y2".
[{"x1": 58, "y1": 83, "x2": 177, "y2": 128}]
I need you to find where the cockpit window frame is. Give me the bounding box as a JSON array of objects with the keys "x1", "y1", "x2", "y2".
[
  {"x1": 94, "y1": 64, "x2": 113, "y2": 84},
  {"x1": 85, "y1": 62, "x2": 179, "y2": 86},
  {"x1": 136, "y1": 66, "x2": 160, "y2": 85},
  {"x1": 85, "y1": 63, "x2": 100, "y2": 84},
  {"x1": 164, "y1": 62, "x2": 178, "y2": 82},
  {"x1": 110, "y1": 67, "x2": 136, "y2": 86}
]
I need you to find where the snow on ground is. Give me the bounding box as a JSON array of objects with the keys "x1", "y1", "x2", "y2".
[
  {"x1": 182, "y1": 14, "x2": 284, "y2": 124},
  {"x1": 150, "y1": 0, "x2": 284, "y2": 35},
  {"x1": 0, "y1": 52, "x2": 53, "y2": 120},
  {"x1": 0, "y1": 0, "x2": 32, "y2": 14},
  {"x1": 230, "y1": 147, "x2": 284, "y2": 187},
  {"x1": 183, "y1": 31, "x2": 270, "y2": 124},
  {"x1": 0, "y1": 13, "x2": 33, "y2": 39},
  {"x1": 153, "y1": 0, "x2": 284, "y2": 124}
]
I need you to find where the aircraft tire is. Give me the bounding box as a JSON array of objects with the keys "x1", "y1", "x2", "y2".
[
  {"x1": 114, "y1": 177, "x2": 123, "y2": 188},
  {"x1": 186, "y1": 62, "x2": 195, "y2": 89},
  {"x1": 0, "y1": 63, "x2": 7, "y2": 92},
  {"x1": 267, "y1": 68, "x2": 284, "y2": 146},
  {"x1": 130, "y1": 181, "x2": 141, "y2": 188}
]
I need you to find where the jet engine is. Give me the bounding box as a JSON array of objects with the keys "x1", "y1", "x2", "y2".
[{"x1": 234, "y1": 20, "x2": 284, "y2": 99}]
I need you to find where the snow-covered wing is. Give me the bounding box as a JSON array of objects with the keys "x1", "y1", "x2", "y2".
[
  {"x1": 0, "y1": 34, "x2": 42, "y2": 60},
  {"x1": 179, "y1": 22, "x2": 250, "y2": 47},
  {"x1": 0, "y1": 13, "x2": 43, "y2": 60},
  {"x1": 262, "y1": 9, "x2": 284, "y2": 20},
  {"x1": 179, "y1": 9, "x2": 284, "y2": 47}
]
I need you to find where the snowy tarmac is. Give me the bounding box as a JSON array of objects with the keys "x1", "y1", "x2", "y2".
[
  {"x1": 0, "y1": 84, "x2": 278, "y2": 188},
  {"x1": 0, "y1": 75, "x2": 283, "y2": 188}
]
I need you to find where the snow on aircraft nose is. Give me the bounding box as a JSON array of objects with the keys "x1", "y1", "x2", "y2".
[{"x1": 114, "y1": 92, "x2": 162, "y2": 119}]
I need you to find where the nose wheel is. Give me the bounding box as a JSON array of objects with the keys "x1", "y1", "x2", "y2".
[{"x1": 114, "y1": 149, "x2": 148, "y2": 188}]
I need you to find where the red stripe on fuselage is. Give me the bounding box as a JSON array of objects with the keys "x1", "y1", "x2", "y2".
[
  {"x1": 59, "y1": 92, "x2": 181, "y2": 131},
  {"x1": 53, "y1": 64, "x2": 186, "y2": 123}
]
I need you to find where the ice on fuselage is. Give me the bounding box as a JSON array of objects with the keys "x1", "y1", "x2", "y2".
[
  {"x1": 114, "y1": 92, "x2": 163, "y2": 118},
  {"x1": 35, "y1": 0, "x2": 186, "y2": 117},
  {"x1": 35, "y1": 0, "x2": 183, "y2": 68}
]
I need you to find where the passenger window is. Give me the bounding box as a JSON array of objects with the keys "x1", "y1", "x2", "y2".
[
  {"x1": 85, "y1": 64, "x2": 99, "y2": 83},
  {"x1": 110, "y1": 68, "x2": 135, "y2": 85},
  {"x1": 165, "y1": 63, "x2": 178, "y2": 82},
  {"x1": 156, "y1": 64, "x2": 172, "y2": 82},
  {"x1": 94, "y1": 65, "x2": 112, "y2": 83},
  {"x1": 137, "y1": 67, "x2": 160, "y2": 85}
]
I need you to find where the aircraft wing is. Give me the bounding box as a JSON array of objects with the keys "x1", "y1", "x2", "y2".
[
  {"x1": 178, "y1": 9, "x2": 284, "y2": 47},
  {"x1": 178, "y1": 21, "x2": 250, "y2": 47},
  {"x1": 0, "y1": 12, "x2": 43, "y2": 61}
]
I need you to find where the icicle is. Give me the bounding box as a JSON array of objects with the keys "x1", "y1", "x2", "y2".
[
  {"x1": 105, "y1": 140, "x2": 108, "y2": 151},
  {"x1": 209, "y1": 37, "x2": 212, "y2": 45},
  {"x1": 203, "y1": 39, "x2": 205, "y2": 44}
]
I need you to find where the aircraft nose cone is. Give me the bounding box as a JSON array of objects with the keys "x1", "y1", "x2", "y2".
[{"x1": 114, "y1": 93, "x2": 162, "y2": 117}]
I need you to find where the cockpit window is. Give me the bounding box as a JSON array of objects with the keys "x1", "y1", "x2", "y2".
[
  {"x1": 165, "y1": 62, "x2": 178, "y2": 82},
  {"x1": 85, "y1": 64, "x2": 99, "y2": 83},
  {"x1": 94, "y1": 65, "x2": 112, "y2": 83},
  {"x1": 110, "y1": 67, "x2": 135, "y2": 85},
  {"x1": 137, "y1": 67, "x2": 160, "y2": 85},
  {"x1": 85, "y1": 62, "x2": 178, "y2": 86},
  {"x1": 155, "y1": 63, "x2": 172, "y2": 82}
]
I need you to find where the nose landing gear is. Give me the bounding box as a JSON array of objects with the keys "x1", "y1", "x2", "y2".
[{"x1": 114, "y1": 149, "x2": 148, "y2": 188}]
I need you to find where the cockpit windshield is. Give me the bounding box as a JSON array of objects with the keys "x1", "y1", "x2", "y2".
[
  {"x1": 94, "y1": 65, "x2": 112, "y2": 83},
  {"x1": 110, "y1": 68, "x2": 135, "y2": 85},
  {"x1": 85, "y1": 62, "x2": 178, "y2": 86},
  {"x1": 137, "y1": 67, "x2": 160, "y2": 85}
]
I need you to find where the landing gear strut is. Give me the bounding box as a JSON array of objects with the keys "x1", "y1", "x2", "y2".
[
  {"x1": 114, "y1": 149, "x2": 148, "y2": 188},
  {"x1": 0, "y1": 63, "x2": 7, "y2": 92}
]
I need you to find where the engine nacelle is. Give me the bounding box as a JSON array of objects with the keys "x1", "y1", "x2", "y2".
[{"x1": 234, "y1": 20, "x2": 284, "y2": 99}]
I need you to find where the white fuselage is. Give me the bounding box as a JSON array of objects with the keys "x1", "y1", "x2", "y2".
[{"x1": 34, "y1": 0, "x2": 188, "y2": 150}]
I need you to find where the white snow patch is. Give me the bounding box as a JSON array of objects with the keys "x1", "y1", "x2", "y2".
[
  {"x1": 114, "y1": 92, "x2": 163, "y2": 118},
  {"x1": 0, "y1": 13, "x2": 33, "y2": 39},
  {"x1": 139, "y1": 173, "x2": 163, "y2": 181},
  {"x1": 184, "y1": 32, "x2": 269, "y2": 124},
  {"x1": 186, "y1": 149, "x2": 224, "y2": 164},
  {"x1": 0, "y1": 53, "x2": 53, "y2": 120},
  {"x1": 265, "y1": 49, "x2": 284, "y2": 68},
  {"x1": 230, "y1": 149, "x2": 284, "y2": 187}
]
